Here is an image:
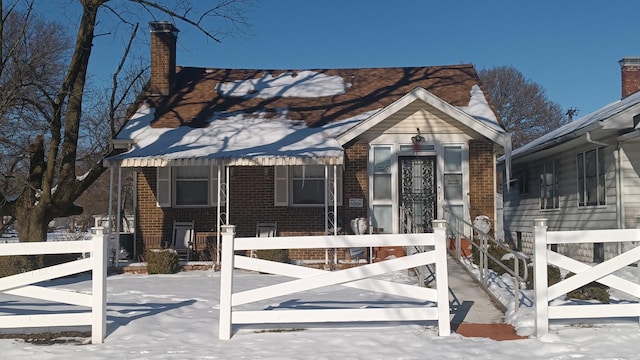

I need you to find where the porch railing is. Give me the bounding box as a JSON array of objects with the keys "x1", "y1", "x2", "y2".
[
  {"x1": 443, "y1": 206, "x2": 528, "y2": 312},
  {"x1": 219, "y1": 221, "x2": 450, "y2": 339}
]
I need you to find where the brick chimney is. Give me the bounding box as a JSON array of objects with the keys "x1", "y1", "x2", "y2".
[
  {"x1": 149, "y1": 21, "x2": 179, "y2": 96},
  {"x1": 620, "y1": 57, "x2": 640, "y2": 99}
]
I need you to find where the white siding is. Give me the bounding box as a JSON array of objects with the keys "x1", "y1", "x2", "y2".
[
  {"x1": 365, "y1": 100, "x2": 479, "y2": 141},
  {"x1": 504, "y1": 142, "x2": 619, "y2": 262}
]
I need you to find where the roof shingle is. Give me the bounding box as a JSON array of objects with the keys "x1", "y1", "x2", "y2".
[{"x1": 146, "y1": 65, "x2": 495, "y2": 129}]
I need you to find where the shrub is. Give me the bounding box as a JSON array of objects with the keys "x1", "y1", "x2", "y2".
[
  {"x1": 470, "y1": 238, "x2": 517, "y2": 276},
  {"x1": 144, "y1": 250, "x2": 180, "y2": 274},
  {"x1": 0, "y1": 255, "x2": 36, "y2": 277},
  {"x1": 564, "y1": 272, "x2": 610, "y2": 303},
  {"x1": 256, "y1": 249, "x2": 289, "y2": 263},
  {"x1": 525, "y1": 264, "x2": 561, "y2": 290}
]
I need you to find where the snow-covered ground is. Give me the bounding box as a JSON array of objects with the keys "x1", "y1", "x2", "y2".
[{"x1": 0, "y1": 261, "x2": 638, "y2": 359}]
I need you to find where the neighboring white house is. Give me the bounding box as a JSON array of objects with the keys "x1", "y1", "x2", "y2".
[{"x1": 502, "y1": 58, "x2": 640, "y2": 263}]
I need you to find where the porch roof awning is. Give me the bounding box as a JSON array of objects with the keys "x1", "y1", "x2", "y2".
[{"x1": 104, "y1": 105, "x2": 376, "y2": 168}]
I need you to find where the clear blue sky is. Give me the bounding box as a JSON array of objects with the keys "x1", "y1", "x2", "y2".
[{"x1": 37, "y1": 0, "x2": 640, "y2": 117}]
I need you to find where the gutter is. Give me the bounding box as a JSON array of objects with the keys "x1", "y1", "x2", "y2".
[{"x1": 585, "y1": 131, "x2": 609, "y2": 147}]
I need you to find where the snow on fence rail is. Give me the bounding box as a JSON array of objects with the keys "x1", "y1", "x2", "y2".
[
  {"x1": 219, "y1": 220, "x2": 450, "y2": 340},
  {"x1": 533, "y1": 218, "x2": 640, "y2": 337},
  {"x1": 0, "y1": 234, "x2": 107, "y2": 344}
]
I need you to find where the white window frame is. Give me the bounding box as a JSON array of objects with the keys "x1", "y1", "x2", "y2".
[
  {"x1": 438, "y1": 143, "x2": 468, "y2": 224},
  {"x1": 540, "y1": 160, "x2": 559, "y2": 210},
  {"x1": 274, "y1": 165, "x2": 343, "y2": 207},
  {"x1": 370, "y1": 145, "x2": 395, "y2": 234},
  {"x1": 577, "y1": 147, "x2": 606, "y2": 207},
  {"x1": 156, "y1": 165, "x2": 221, "y2": 208}
]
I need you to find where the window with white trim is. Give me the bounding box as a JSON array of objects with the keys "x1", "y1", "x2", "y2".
[
  {"x1": 274, "y1": 165, "x2": 342, "y2": 206},
  {"x1": 156, "y1": 166, "x2": 221, "y2": 207},
  {"x1": 540, "y1": 160, "x2": 559, "y2": 210},
  {"x1": 577, "y1": 148, "x2": 605, "y2": 207},
  {"x1": 175, "y1": 166, "x2": 209, "y2": 206}
]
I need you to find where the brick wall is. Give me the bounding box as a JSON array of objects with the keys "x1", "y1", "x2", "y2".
[
  {"x1": 342, "y1": 143, "x2": 369, "y2": 225},
  {"x1": 468, "y1": 139, "x2": 495, "y2": 230},
  {"x1": 136, "y1": 139, "x2": 497, "y2": 260},
  {"x1": 136, "y1": 148, "x2": 371, "y2": 262},
  {"x1": 136, "y1": 168, "x2": 219, "y2": 256}
]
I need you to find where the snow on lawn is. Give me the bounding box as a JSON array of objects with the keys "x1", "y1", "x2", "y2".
[{"x1": 0, "y1": 265, "x2": 639, "y2": 359}]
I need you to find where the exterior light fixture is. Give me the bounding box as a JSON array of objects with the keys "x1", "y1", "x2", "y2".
[{"x1": 411, "y1": 128, "x2": 424, "y2": 152}]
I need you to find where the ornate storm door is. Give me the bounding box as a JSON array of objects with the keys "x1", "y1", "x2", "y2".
[{"x1": 399, "y1": 156, "x2": 436, "y2": 233}]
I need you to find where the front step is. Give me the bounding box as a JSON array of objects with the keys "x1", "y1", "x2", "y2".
[{"x1": 453, "y1": 323, "x2": 527, "y2": 341}]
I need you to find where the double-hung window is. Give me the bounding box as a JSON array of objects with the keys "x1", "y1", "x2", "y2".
[
  {"x1": 275, "y1": 165, "x2": 342, "y2": 206},
  {"x1": 175, "y1": 166, "x2": 209, "y2": 206},
  {"x1": 540, "y1": 160, "x2": 559, "y2": 210},
  {"x1": 157, "y1": 166, "x2": 221, "y2": 207},
  {"x1": 291, "y1": 166, "x2": 326, "y2": 205},
  {"x1": 577, "y1": 148, "x2": 605, "y2": 207}
]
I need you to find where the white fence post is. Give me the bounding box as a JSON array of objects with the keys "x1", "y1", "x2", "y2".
[
  {"x1": 637, "y1": 216, "x2": 640, "y2": 328},
  {"x1": 219, "y1": 224, "x2": 236, "y2": 340},
  {"x1": 533, "y1": 218, "x2": 549, "y2": 337},
  {"x1": 433, "y1": 220, "x2": 450, "y2": 336},
  {"x1": 91, "y1": 228, "x2": 107, "y2": 344}
]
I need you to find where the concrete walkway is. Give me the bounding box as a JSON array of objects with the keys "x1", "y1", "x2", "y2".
[{"x1": 445, "y1": 254, "x2": 504, "y2": 324}]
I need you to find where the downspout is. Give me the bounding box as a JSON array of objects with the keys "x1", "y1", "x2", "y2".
[
  {"x1": 615, "y1": 145, "x2": 623, "y2": 230},
  {"x1": 615, "y1": 144, "x2": 624, "y2": 257}
]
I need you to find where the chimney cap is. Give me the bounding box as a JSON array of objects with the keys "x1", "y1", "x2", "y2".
[
  {"x1": 619, "y1": 57, "x2": 640, "y2": 68},
  {"x1": 149, "y1": 21, "x2": 179, "y2": 34}
]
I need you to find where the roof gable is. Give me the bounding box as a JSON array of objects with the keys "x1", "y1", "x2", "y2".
[{"x1": 337, "y1": 85, "x2": 508, "y2": 147}]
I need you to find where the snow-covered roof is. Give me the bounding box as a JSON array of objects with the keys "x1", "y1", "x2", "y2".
[
  {"x1": 106, "y1": 65, "x2": 506, "y2": 167},
  {"x1": 216, "y1": 70, "x2": 351, "y2": 98},
  {"x1": 106, "y1": 104, "x2": 376, "y2": 167},
  {"x1": 512, "y1": 90, "x2": 640, "y2": 158},
  {"x1": 457, "y1": 85, "x2": 505, "y2": 135}
]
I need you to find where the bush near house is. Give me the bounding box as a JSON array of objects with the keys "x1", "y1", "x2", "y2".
[
  {"x1": 564, "y1": 272, "x2": 610, "y2": 303},
  {"x1": 144, "y1": 250, "x2": 180, "y2": 274},
  {"x1": 256, "y1": 249, "x2": 290, "y2": 264}
]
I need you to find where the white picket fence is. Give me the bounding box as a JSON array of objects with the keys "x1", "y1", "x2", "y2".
[
  {"x1": 0, "y1": 235, "x2": 107, "y2": 344},
  {"x1": 533, "y1": 219, "x2": 640, "y2": 337},
  {"x1": 219, "y1": 220, "x2": 450, "y2": 340}
]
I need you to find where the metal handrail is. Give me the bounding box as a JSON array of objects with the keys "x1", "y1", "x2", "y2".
[{"x1": 442, "y1": 206, "x2": 528, "y2": 312}]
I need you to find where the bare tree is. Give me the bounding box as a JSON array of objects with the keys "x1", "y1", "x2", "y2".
[
  {"x1": 0, "y1": 0, "x2": 253, "y2": 241},
  {"x1": 478, "y1": 65, "x2": 566, "y2": 148}
]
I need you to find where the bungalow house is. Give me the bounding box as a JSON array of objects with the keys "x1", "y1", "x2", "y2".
[
  {"x1": 502, "y1": 57, "x2": 640, "y2": 263},
  {"x1": 103, "y1": 22, "x2": 510, "y2": 264}
]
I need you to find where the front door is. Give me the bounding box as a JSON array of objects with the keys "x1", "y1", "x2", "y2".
[{"x1": 399, "y1": 156, "x2": 436, "y2": 233}]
